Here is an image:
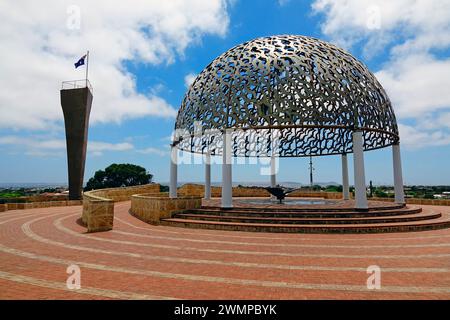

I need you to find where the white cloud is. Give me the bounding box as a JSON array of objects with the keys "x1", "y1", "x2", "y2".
[
  {"x1": 88, "y1": 141, "x2": 133, "y2": 153},
  {"x1": 0, "y1": 133, "x2": 169, "y2": 158},
  {"x1": 375, "y1": 54, "x2": 450, "y2": 119},
  {"x1": 137, "y1": 147, "x2": 169, "y2": 157},
  {"x1": 277, "y1": 0, "x2": 291, "y2": 6},
  {"x1": 184, "y1": 73, "x2": 198, "y2": 88},
  {"x1": 0, "y1": 0, "x2": 231, "y2": 130},
  {"x1": 0, "y1": 135, "x2": 134, "y2": 157},
  {"x1": 312, "y1": 0, "x2": 450, "y2": 54},
  {"x1": 312, "y1": 0, "x2": 450, "y2": 149},
  {"x1": 398, "y1": 124, "x2": 450, "y2": 150}
]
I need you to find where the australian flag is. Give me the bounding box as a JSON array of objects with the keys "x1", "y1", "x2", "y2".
[{"x1": 74, "y1": 54, "x2": 86, "y2": 68}]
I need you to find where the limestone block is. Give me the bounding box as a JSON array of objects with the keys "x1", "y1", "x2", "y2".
[
  {"x1": 86, "y1": 200, "x2": 114, "y2": 232},
  {"x1": 130, "y1": 194, "x2": 202, "y2": 225}
]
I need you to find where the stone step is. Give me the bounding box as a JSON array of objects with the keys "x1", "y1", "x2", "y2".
[
  {"x1": 172, "y1": 211, "x2": 440, "y2": 225},
  {"x1": 200, "y1": 203, "x2": 406, "y2": 213},
  {"x1": 182, "y1": 206, "x2": 422, "y2": 218},
  {"x1": 161, "y1": 212, "x2": 450, "y2": 234}
]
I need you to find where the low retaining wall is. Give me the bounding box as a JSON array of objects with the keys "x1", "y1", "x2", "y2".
[
  {"x1": 0, "y1": 194, "x2": 68, "y2": 204},
  {"x1": 371, "y1": 197, "x2": 450, "y2": 206},
  {"x1": 82, "y1": 183, "x2": 160, "y2": 232},
  {"x1": 177, "y1": 183, "x2": 344, "y2": 199},
  {"x1": 0, "y1": 200, "x2": 83, "y2": 212},
  {"x1": 175, "y1": 184, "x2": 450, "y2": 206},
  {"x1": 286, "y1": 191, "x2": 344, "y2": 199},
  {"x1": 178, "y1": 183, "x2": 271, "y2": 197},
  {"x1": 130, "y1": 193, "x2": 202, "y2": 225},
  {"x1": 82, "y1": 193, "x2": 114, "y2": 232},
  {"x1": 84, "y1": 183, "x2": 160, "y2": 202},
  {"x1": 178, "y1": 184, "x2": 222, "y2": 197}
]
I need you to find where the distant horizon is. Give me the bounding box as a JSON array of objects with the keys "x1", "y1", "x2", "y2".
[
  {"x1": 1, "y1": 1, "x2": 450, "y2": 186},
  {"x1": 2, "y1": 181, "x2": 450, "y2": 189}
]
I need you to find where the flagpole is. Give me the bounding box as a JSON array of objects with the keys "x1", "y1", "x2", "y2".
[{"x1": 85, "y1": 50, "x2": 89, "y2": 88}]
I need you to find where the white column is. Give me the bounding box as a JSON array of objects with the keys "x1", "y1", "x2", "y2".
[
  {"x1": 270, "y1": 155, "x2": 277, "y2": 187},
  {"x1": 169, "y1": 145, "x2": 178, "y2": 199},
  {"x1": 204, "y1": 152, "x2": 211, "y2": 200},
  {"x1": 352, "y1": 131, "x2": 368, "y2": 209},
  {"x1": 392, "y1": 143, "x2": 405, "y2": 204},
  {"x1": 221, "y1": 130, "x2": 233, "y2": 208},
  {"x1": 341, "y1": 153, "x2": 350, "y2": 200}
]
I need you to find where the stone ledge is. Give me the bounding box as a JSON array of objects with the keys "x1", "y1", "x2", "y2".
[
  {"x1": 175, "y1": 184, "x2": 450, "y2": 206},
  {"x1": 82, "y1": 193, "x2": 114, "y2": 232},
  {"x1": 0, "y1": 200, "x2": 83, "y2": 212},
  {"x1": 177, "y1": 183, "x2": 345, "y2": 199},
  {"x1": 371, "y1": 197, "x2": 450, "y2": 206},
  {"x1": 84, "y1": 183, "x2": 160, "y2": 202},
  {"x1": 82, "y1": 184, "x2": 160, "y2": 232},
  {"x1": 130, "y1": 192, "x2": 202, "y2": 225}
]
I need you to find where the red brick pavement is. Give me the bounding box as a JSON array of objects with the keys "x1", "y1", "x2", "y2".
[{"x1": 0, "y1": 202, "x2": 449, "y2": 300}]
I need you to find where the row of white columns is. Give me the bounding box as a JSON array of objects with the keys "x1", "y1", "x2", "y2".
[
  {"x1": 341, "y1": 130, "x2": 405, "y2": 208},
  {"x1": 169, "y1": 130, "x2": 405, "y2": 209}
]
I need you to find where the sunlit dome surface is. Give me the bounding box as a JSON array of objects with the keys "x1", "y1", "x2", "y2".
[{"x1": 175, "y1": 35, "x2": 399, "y2": 157}]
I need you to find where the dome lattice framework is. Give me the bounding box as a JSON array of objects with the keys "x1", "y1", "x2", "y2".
[{"x1": 174, "y1": 35, "x2": 399, "y2": 157}]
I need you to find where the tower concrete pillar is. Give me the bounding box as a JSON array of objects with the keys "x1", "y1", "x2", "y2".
[
  {"x1": 392, "y1": 143, "x2": 405, "y2": 204},
  {"x1": 352, "y1": 131, "x2": 368, "y2": 209},
  {"x1": 60, "y1": 86, "x2": 93, "y2": 200}
]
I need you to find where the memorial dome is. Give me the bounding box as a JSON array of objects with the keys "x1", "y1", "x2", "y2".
[{"x1": 175, "y1": 35, "x2": 398, "y2": 157}]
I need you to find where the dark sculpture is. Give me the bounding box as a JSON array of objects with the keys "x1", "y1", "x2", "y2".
[{"x1": 265, "y1": 186, "x2": 300, "y2": 204}]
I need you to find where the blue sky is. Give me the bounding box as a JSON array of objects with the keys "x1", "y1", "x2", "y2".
[{"x1": 0, "y1": 0, "x2": 449, "y2": 186}]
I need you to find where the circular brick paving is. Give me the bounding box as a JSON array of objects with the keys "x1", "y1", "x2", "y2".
[{"x1": 0, "y1": 201, "x2": 449, "y2": 299}]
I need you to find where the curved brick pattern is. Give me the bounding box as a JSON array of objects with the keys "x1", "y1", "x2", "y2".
[{"x1": 0, "y1": 202, "x2": 449, "y2": 299}]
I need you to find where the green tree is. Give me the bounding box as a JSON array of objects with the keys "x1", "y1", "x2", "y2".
[
  {"x1": 374, "y1": 189, "x2": 388, "y2": 198},
  {"x1": 84, "y1": 163, "x2": 153, "y2": 191},
  {"x1": 325, "y1": 185, "x2": 342, "y2": 193}
]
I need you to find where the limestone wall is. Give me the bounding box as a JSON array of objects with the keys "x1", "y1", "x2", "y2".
[
  {"x1": 84, "y1": 183, "x2": 160, "y2": 202},
  {"x1": 82, "y1": 183, "x2": 160, "y2": 232},
  {"x1": 82, "y1": 192, "x2": 114, "y2": 232},
  {"x1": 22, "y1": 194, "x2": 68, "y2": 202},
  {"x1": 1, "y1": 194, "x2": 68, "y2": 204},
  {"x1": 371, "y1": 197, "x2": 450, "y2": 206},
  {"x1": 177, "y1": 183, "x2": 345, "y2": 199},
  {"x1": 178, "y1": 183, "x2": 271, "y2": 197},
  {"x1": 131, "y1": 192, "x2": 202, "y2": 225},
  {"x1": 0, "y1": 200, "x2": 83, "y2": 212},
  {"x1": 286, "y1": 191, "x2": 344, "y2": 199}
]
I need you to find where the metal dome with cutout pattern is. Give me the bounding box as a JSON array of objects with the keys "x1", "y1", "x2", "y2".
[{"x1": 174, "y1": 35, "x2": 399, "y2": 157}]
